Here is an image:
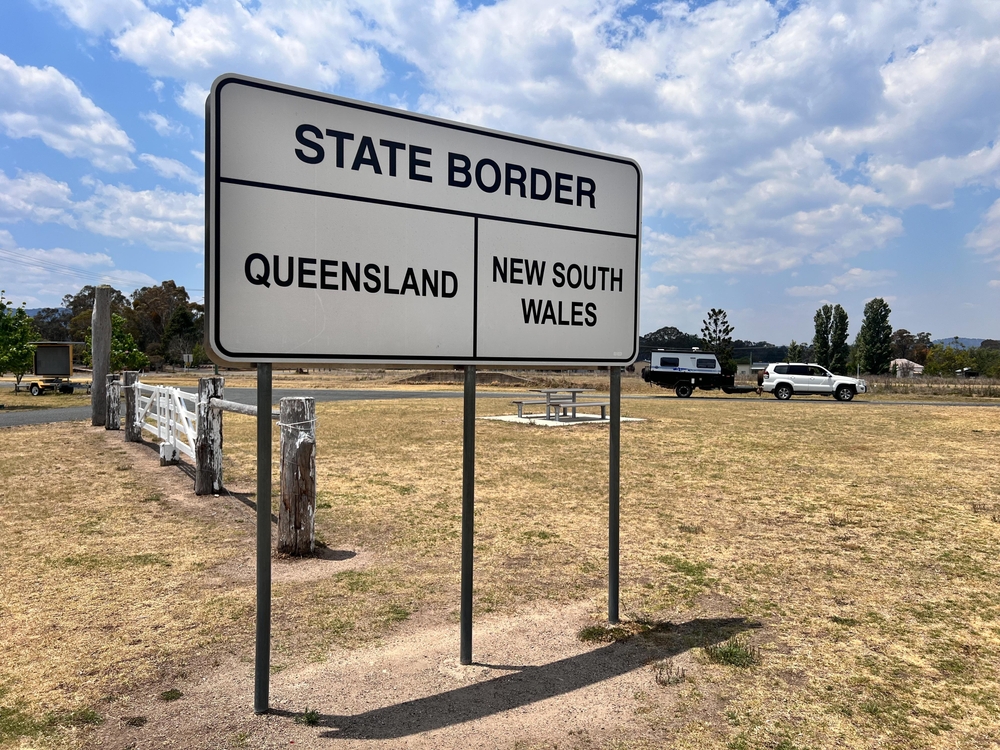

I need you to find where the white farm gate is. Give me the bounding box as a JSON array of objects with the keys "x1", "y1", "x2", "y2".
[{"x1": 134, "y1": 381, "x2": 199, "y2": 463}]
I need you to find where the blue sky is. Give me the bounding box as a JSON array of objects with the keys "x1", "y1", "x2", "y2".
[{"x1": 1, "y1": 0, "x2": 998, "y2": 345}]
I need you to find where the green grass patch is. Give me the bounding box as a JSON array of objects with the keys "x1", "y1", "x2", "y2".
[{"x1": 704, "y1": 636, "x2": 760, "y2": 668}]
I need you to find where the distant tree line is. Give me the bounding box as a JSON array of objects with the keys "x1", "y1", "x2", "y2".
[
  {"x1": 640, "y1": 296, "x2": 999, "y2": 377},
  {"x1": 31, "y1": 281, "x2": 205, "y2": 371}
]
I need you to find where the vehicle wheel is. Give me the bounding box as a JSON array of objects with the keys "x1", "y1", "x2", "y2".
[
  {"x1": 774, "y1": 383, "x2": 793, "y2": 400},
  {"x1": 675, "y1": 382, "x2": 693, "y2": 398},
  {"x1": 29, "y1": 383, "x2": 41, "y2": 396},
  {"x1": 835, "y1": 385, "x2": 855, "y2": 402}
]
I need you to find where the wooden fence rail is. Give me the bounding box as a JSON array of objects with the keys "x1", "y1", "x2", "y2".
[{"x1": 111, "y1": 374, "x2": 316, "y2": 555}]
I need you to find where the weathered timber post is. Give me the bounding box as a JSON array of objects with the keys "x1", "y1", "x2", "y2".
[
  {"x1": 123, "y1": 371, "x2": 140, "y2": 442},
  {"x1": 195, "y1": 376, "x2": 225, "y2": 495},
  {"x1": 277, "y1": 397, "x2": 316, "y2": 556},
  {"x1": 90, "y1": 285, "x2": 111, "y2": 426},
  {"x1": 105, "y1": 374, "x2": 120, "y2": 430}
]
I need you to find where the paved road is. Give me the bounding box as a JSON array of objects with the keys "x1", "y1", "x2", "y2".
[
  {"x1": 0, "y1": 387, "x2": 528, "y2": 428},
  {"x1": 3, "y1": 387, "x2": 999, "y2": 428}
]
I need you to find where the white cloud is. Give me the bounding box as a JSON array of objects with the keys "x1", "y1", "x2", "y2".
[
  {"x1": 0, "y1": 53, "x2": 134, "y2": 171},
  {"x1": 41, "y1": 0, "x2": 1000, "y2": 275},
  {"x1": 139, "y1": 153, "x2": 202, "y2": 185},
  {"x1": 45, "y1": 0, "x2": 385, "y2": 115},
  {"x1": 76, "y1": 176, "x2": 204, "y2": 251},
  {"x1": 988, "y1": 280, "x2": 1000, "y2": 288},
  {"x1": 0, "y1": 169, "x2": 202, "y2": 252},
  {"x1": 786, "y1": 284, "x2": 838, "y2": 297},
  {"x1": 0, "y1": 231, "x2": 155, "y2": 307},
  {"x1": 830, "y1": 267, "x2": 897, "y2": 289},
  {"x1": 140, "y1": 110, "x2": 189, "y2": 138},
  {"x1": 176, "y1": 82, "x2": 209, "y2": 117},
  {"x1": 190, "y1": 150, "x2": 205, "y2": 163},
  {"x1": 785, "y1": 267, "x2": 895, "y2": 297},
  {"x1": 966, "y1": 198, "x2": 1000, "y2": 262},
  {"x1": 639, "y1": 272, "x2": 700, "y2": 333},
  {"x1": 0, "y1": 170, "x2": 75, "y2": 225}
]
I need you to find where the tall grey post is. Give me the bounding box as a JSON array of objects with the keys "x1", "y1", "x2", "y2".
[
  {"x1": 254, "y1": 363, "x2": 272, "y2": 715},
  {"x1": 460, "y1": 365, "x2": 476, "y2": 665},
  {"x1": 608, "y1": 366, "x2": 621, "y2": 624},
  {"x1": 277, "y1": 397, "x2": 316, "y2": 556},
  {"x1": 90, "y1": 285, "x2": 111, "y2": 426},
  {"x1": 123, "y1": 371, "x2": 140, "y2": 442},
  {"x1": 105, "y1": 374, "x2": 120, "y2": 430},
  {"x1": 195, "y1": 376, "x2": 225, "y2": 495}
]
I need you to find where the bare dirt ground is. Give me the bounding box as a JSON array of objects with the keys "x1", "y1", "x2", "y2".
[{"x1": 91, "y1": 599, "x2": 753, "y2": 750}]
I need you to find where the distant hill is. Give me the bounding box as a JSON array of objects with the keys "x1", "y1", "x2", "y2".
[{"x1": 933, "y1": 337, "x2": 986, "y2": 348}]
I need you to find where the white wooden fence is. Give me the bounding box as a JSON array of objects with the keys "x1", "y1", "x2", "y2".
[{"x1": 108, "y1": 374, "x2": 317, "y2": 555}]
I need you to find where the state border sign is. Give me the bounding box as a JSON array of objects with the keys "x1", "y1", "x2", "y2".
[{"x1": 206, "y1": 74, "x2": 641, "y2": 366}]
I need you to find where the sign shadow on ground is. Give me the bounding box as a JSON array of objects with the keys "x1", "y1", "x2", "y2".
[{"x1": 273, "y1": 616, "x2": 758, "y2": 739}]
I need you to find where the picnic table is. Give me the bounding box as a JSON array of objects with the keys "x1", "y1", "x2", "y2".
[{"x1": 511, "y1": 388, "x2": 610, "y2": 421}]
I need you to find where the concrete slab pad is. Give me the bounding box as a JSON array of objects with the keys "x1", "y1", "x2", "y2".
[{"x1": 482, "y1": 414, "x2": 645, "y2": 427}]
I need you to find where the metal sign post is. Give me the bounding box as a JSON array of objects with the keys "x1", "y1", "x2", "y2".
[
  {"x1": 254, "y1": 363, "x2": 272, "y2": 715},
  {"x1": 609, "y1": 366, "x2": 621, "y2": 624},
  {"x1": 460, "y1": 366, "x2": 476, "y2": 665}
]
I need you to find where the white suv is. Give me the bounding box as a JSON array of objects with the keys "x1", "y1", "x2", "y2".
[{"x1": 760, "y1": 363, "x2": 866, "y2": 401}]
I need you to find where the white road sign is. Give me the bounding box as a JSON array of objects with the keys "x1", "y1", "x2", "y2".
[{"x1": 206, "y1": 74, "x2": 641, "y2": 366}]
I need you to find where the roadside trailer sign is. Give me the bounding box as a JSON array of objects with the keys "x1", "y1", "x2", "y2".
[{"x1": 206, "y1": 74, "x2": 641, "y2": 366}]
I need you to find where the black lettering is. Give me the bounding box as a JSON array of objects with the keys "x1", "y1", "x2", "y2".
[
  {"x1": 298, "y1": 257, "x2": 317, "y2": 288},
  {"x1": 521, "y1": 298, "x2": 542, "y2": 324},
  {"x1": 363, "y1": 263, "x2": 381, "y2": 293},
  {"x1": 273, "y1": 255, "x2": 293, "y2": 287},
  {"x1": 401, "y1": 267, "x2": 419, "y2": 295},
  {"x1": 422, "y1": 269, "x2": 439, "y2": 297},
  {"x1": 475, "y1": 158, "x2": 501, "y2": 192},
  {"x1": 320, "y1": 259, "x2": 338, "y2": 290},
  {"x1": 552, "y1": 262, "x2": 565, "y2": 288},
  {"x1": 525, "y1": 259, "x2": 545, "y2": 285},
  {"x1": 325, "y1": 129, "x2": 354, "y2": 168},
  {"x1": 379, "y1": 139, "x2": 406, "y2": 176},
  {"x1": 245, "y1": 253, "x2": 270, "y2": 287},
  {"x1": 384, "y1": 265, "x2": 399, "y2": 294},
  {"x1": 577, "y1": 176, "x2": 596, "y2": 208},
  {"x1": 510, "y1": 257, "x2": 524, "y2": 284},
  {"x1": 583, "y1": 265, "x2": 596, "y2": 290},
  {"x1": 598, "y1": 266, "x2": 609, "y2": 291},
  {"x1": 566, "y1": 264, "x2": 581, "y2": 289},
  {"x1": 554, "y1": 172, "x2": 573, "y2": 204},
  {"x1": 557, "y1": 300, "x2": 570, "y2": 325},
  {"x1": 342, "y1": 261, "x2": 360, "y2": 292},
  {"x1": 505, "y1": 163, "x2": 526, "y2": 197},
  {"x1": 295, "y1": 124, "x2": 324, "y2": 164},
  {"x1": 410, "y1": 145, "x2": 432, "y2": 182},
  {"x1": 611, "y1": 267, "x2": 623, "y2": 292},
  {"x1": 531, "y1": 168, "x2": 551, "y2": 200},
  {"x1": 448, "y1": 152, "x2": 471, "y2": 187},
  {"x1": 492, "y1": 256, "x2": 507, "y2": 283},
  {"x1": 585, "y1": 302, "x2": 597, "y2": 326},
  {"x1": 442, "y1": 271, "x2": 458, "y2": 298},
  {"x1": 571, "y1": 301, "x2": 583, "y2": 326},
  {"x1": 541, "y1": 300, "x2": 557, "y2": 324},
  {"x1": 351, "y1": 135, "x2": 382, "y2": 173}
]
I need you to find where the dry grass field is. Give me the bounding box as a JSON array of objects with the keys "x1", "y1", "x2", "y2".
[
  {"x1": 2, "y1": 394, "x2": 999, "y2": 748},
  {"x1": 0, "y1": 390, "x2": 90, "y2": 411}
]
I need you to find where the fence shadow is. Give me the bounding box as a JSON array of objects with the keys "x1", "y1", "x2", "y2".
[
  {"x1": 270, "y1": 616, "x2": 757, "y2": 740},
  {"x1": 130, "y1": 437, "x2": 281, "y2": 524}
]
